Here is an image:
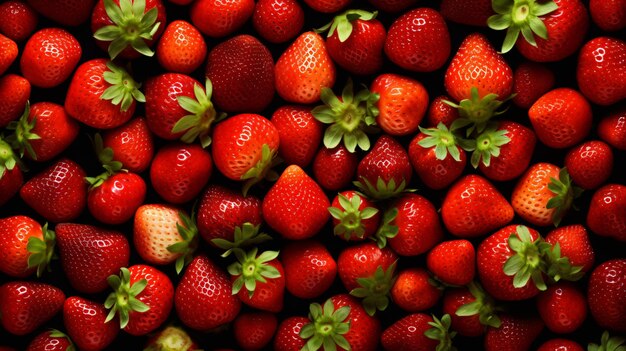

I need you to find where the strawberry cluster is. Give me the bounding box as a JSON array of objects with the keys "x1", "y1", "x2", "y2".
[{"x1": 0, "y1": 0, "x2": 625, "y2": 350}]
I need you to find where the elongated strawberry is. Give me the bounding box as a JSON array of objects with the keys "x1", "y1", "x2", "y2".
[
  {"x1": 0, "y1": 281, "x2": 65, "y2": 335},
  {"x1": 253, "y1": 0, "x2": 304, "y2": 44},
  {"x1": 444, "y1": 283, "x2": 501, "y2": 337},
  {"x1": 391, "y1": 268, "x2": 442, "y2": 312},
  {"x1": 234, "y1": 312, "x2": 278, "y2": 351},
  {"x1": 384, "y1": 194, "x2": 442, "y2": 256},
  {"x1": 577, "y1": 37, "x2": 626, "y2": 106},
  {"x1": 26, "y1": 330, "x2": 74, "y2": 351},
  {"x1": 271, "y1": 105, "x2": 323, "y2": 167},
  {"x1": 512, "y1": 62, "x2": 555, "y2": 108},
  {"x1": 228, "y1": 249, "x2": 285, "y2": 312},
  {"x1": 330, "y1": 190, "x2": 380, "y2": 241},
  {"x1": 587, "y1": 259, "x2": 626, "y2": 333},
  {"x1": 0, "y1": 74, "x2": 30, "y2": 128},
  {"x1": 312, "y1": 145, "x2": 358, "y2": 191},
  {"x1": 537, "y1": 282, "x2": 587, "y2": 333},
  {"x1": 281, "y1": 240, "x2": 337, "y2": 299},
  {"x1": 102, "y1": 117, "x2": 154, "y2": 173},
  {"x1": 27, "y1": 0, "x2": 95, "y2": 26},
  {"x1": 63, "y1": 296, "x2": 119, "y2": 351},
  {"x1": 381, "y1": 313, "x2": 455, "y2": 351},
  {"x1": 0, "y1": 1, "x2": 38, "y2": 42},
  {"x1": 587, "y1": 184, "x2": 626, "y2": 242},
  {"x1": 190, "y1": 0, "x2": 254, "y2": 38},
  {"x1": 427, "y1": 239, "x2": 476, "y2": 286},
  {"x1": 484, "y1": 314, "x2": 544, "y2": 351},
  {"x1": 157, "y1": 20, "x2": 206, "y2": 74}
]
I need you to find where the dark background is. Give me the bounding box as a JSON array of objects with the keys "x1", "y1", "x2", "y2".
[{"x1": 1, "y1": 0, "x2": 625, "y2": 349}]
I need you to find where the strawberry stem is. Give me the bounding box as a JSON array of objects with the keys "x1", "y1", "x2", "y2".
[
  {"x1": 240, "y1": 143, "x2": 280, "y2": 196},
  {"x1": 328, "y1": 193, "x2": 378, "y2": 240},
  {"x1": 104, "y1": 267, "x2": 150, "y2": 329},
  {"x1": 299, "y1": 299, "x2": 352, "y2": 351},
  {"x1": 0, "y1": 137, "x2": 23, "y2": 178},
  {"x1": 227, "y1": 248, "x2": 281, "y2": 298},
  {"x1": 455, "y1": 281, "x2": 502, "y2": 328},
  {"x1": 211, "y1": 222, "x2": 272, "y2": 258},
  {"x1": 84, "y1": 134, "x2": 125, "y2": 189},
  {"x1": 166, "y1": 210, "x2": 200, "y2": 275},
  {"x1": 371, "y1": 207, "x2": 399, "y2": 249},
  {"x1": 418, "y1": 122, "x2": 474, "y2": 162},
  {"x1": 503, "y1": 225, "x2": 547, "y2": 290},
  {"x1": 471, "y1": 124, "x2": 511, "y2": 168},
  {"x1": 315, "y1": 10, "x2": 378, "y2": 42},
  {"x1": 5, "y1": 101, "x2": 40, "y2": 160},
  {"x1": 350, "y1": 261, "x2": 397, "y2": 316},
  {"x1": 443, "y1": 87, "x2": 514, "y2": 137},
  {"x1": 100, "y1": 61, "x2": 145, "y2": 112},
  {"x1": 424, "y1": 314, "x2": 457, "y2": 351},
  {"x1": 26, "y1": 223, "x2": 56, "y2": 278},
  {"x1": 546, "y1": 168, "x2": 583, "y2": 227}
]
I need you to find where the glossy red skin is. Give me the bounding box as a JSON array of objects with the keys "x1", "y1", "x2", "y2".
[
  {"x1": 484, "y1": 314, "x2": 544, "y2": 351},
  {"x1": 91, "y1": 0, "x2": 166, "y2": 59},
  {"x1": 190, "y1": 0, "x2": 254, "y2": 37},
  {"x1": 20, "y1": 28, "x2": 81, "y2": 88},
  {"x1": 511, "y1": 163, "x2": 562, "y2": 227},
  {"x1": 312, "y1": 145, "x2": 358, "y2": 191},
  {"x1": 273, "y1": 316, "x2": 308, "y2": 351},
  {"x1": 389, "y1": 193, "x2": 442, "y2": 256},
  {"x1": 586, "y1": 184, "x2": 626, "y2": 241},
  {"x1": 326, "y1": 18, "x2": 385, "y2": 76},
  {"x1": 565, "y1": 140, "x2": 613, "y2": 190},
  {"x1": 27, "y1": 102, "x2": 79, "y2": 162},
  {"x1": 55, "y1": 223, "x2": 130, "y2": 294},
  {"x1": 253, "y1": 0, "x2": 304, "y2": 44},
  {"x1": 102, "y1": 117, "x2": 154, "y2": 173},
  {"x1": 233, "y1": 259, "x2": 285, "y2": 313},
  {"x1": 0, "y1": 1, "x2": 38, "y2": 41},
  {"x1": 512, "y1": 62, "x2": 556, "y2": 109},
  {"x1": 0, "y1": 34, "x2": 17, "y2": 75},
  {"x1": 150, "y1": 143, "x2": 212, "y2": 204},
  {"x1": 302, "y1": 0, "x2": 350, "y2": 13},
  {"x1": 157, "y1": 20, "x2": 207, "y2": 74},
  {"x1": 537, "y1": 339, "x2": 584, "y2": 351},
  {"x1": 443, "y1": 288, "x2": 485, "y2": 337},
  {"x1": 0, "y1": 216, "x2": 42, "y2": 277},
  {"x1": 441, "y1": 174, "x2": 514, "y2": 237},
  {"x1": 391, "y1": 268, "x2": 441, "y2": 312},
  {"x1": 26, "y1": 331, "x2": 73, "y2": 351},
  {"x1": 337, "y1": 242, "x2": 397, "y2": 291},
  {"x1": 271, "y1": 105, "x2": 323, "y2": 168},
  {"x1": 577, "y1": 37, "x2": 626, "y2": 106},
  {"x1": 88, "y1": 172, "x2": 146, "y2": 224},
  {"x1": 367, "y1": 0, "x2": 416, "y2": 12},
  {"x1": 384, "y1": 8, "x2": 450, "y2": 72},
  {"x1": 0, "y1": 74, "x2": 30, "y2": 128},
  {"x1": 206, "y1": 34, "x2": 275, "y2": 113},
  {"x1": 0, "y1": 282, "x2": 65, "y2": 335},
  {"x1": 175, "y1": 255, "x2": 241, "y2": 331},
  {"x1": 479, "y1": 121, "x2": 537, "y2": 182},
  {"x1": 545, "y1": 225, "x2": 595, "y2": 272},
  {"x1": 440, "y1": 0, "x2": 492, "y2": 26},
  {"x1": 590, "y1": 0, "x2": 626, "y2": 31},
  {"x1": 27, "y1": 0, "x2": 95, "y2": 26},
  {"x1": 537, "y1": 282, "x2": 587, "y2": 334},
  {"x1": 331, "y1": 294, "x2": 380, "y2": 351},
  {"x1": 63, "y1": 296, "x2": 119, "y2": 351},
  {"x1": 65, "y1": 59, "x2": 136, "y2": 129},
  {"x1": 234, "y1": 312, "x2": 277, "y2": 351},
  {"x1": 20, "y1": 158, "x2": 87, "y2": 222},
  {"x1": 357, "y1": 135, "x2": 412, "y2": 189},
  {"x1": 381, "y1": 313, "x2": 438, "y2": 351},
  {"x1": 409, "y1": 132, "x2": 466, "y2": 190},
  {"x1": 425, "y1": 95, "x2": 458, "y2": 128},
  {"x1": 0, "y1": 167, "x2": 23, "y2": 206},
  {"x1": 427, "y1": 239, "x2": 475, "y2": 286},
  {"x1": 281, "y1": 240, "x2": 337, "y2": 299},
  {"x1": 598, "y1": 108, "x2": 626, "y2": 151},
  {"x1": 331, "y1": 190, "x2": 381, "y2": 241},
  {"x1": 587, "y1": 259, "x2": 626, "y2": 333}
]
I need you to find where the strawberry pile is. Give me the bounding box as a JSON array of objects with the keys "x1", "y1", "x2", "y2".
[{"x1": 0, "y1": 0, "x2": 625, "y2": 350}]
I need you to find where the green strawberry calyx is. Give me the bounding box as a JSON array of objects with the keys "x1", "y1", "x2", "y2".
[
  {"x1": 172, "y1": 79, "x2": 226, "y2": 148},
  {"x1": 455, "y1": 281, "x2": 502, "y2": 329},
  {"x1": 0, "y1": 135, "x2": 25, "y2": 179},
  {"x1": 211, "y1": 222, "x2": 272, "y2": 258},
  {"x1": 26, "y1": 223, "x2": 56, "y2": 278},
  {"x1": 101, "y1": 61, "x2": 145, "y2": 112},
  {"x1": 353, "y1": 175, "x2": 413, "y2": 200},
  {"x1": 418, "y1": 122, "x2": 475, "y2": 162},
  {"x1": 371, "y1": 207, "x2": 399, "y2": 249},
  {"x1": 93, "y1": 0, "x2": 162, "y2": 59},
  {"x1": 315, "y1": 9, "x2": 378, "y2": 42},
  {"x1": 588, "y1": 331, "x2": 626, "y2": 351},
  {"x1": 312, "y1": 78, "x2": 379, "y2": 153},
  {"x1": 424, "y1": 314, "x2": 457, "y2": 351},
  {"x1": 328, "y1": 193, "x2": 379, "y2": 241},
  {"x1": 227, "y1": 248, "x2": 281, "y2": 298},
  {"x1": 541, "y1": 241, "x2": 584, "y2": 283},
  {"x1": 48, "y1": 329, "x2": 76, "y2": 351},
  {"x1": 84, "y1": 133, "x2": 125, "y2": 189},
  {"x1": 105, "y1": 267, "x2": 151, "y2": 329},
  {"x1": 488, "y1": 0, "x2": 559, "y2": 53},
  {"x1": 5, "y1": 101, "x2": 41, "y2": 160},
  {"x1": 299, "y1": 298, "x2": 352, "y2": 351},
  {"x1": 240, "y1": 143, "x2": 281, "y2": 197},
  {"x1": 503, "y1": 225, "x2": 548, "y2": 291},
  {"x1": 143, "y1": 326, "x2": 196, "y2": 351},
  {"x1": 470, "y1": 123, "x2": 511, "y2": 168},
  {"x1": 444, "y1": 87, "x2": 514, "y2": 137},
  {"x1": 350, "y1": 261, "x2": 397, "y2": 316},
  {"x1": 546, "y1": 167, "x2": 583, "y2": 227},
  {"x1": 166, "y1": 210, "x2": 200, "y2": 275}
]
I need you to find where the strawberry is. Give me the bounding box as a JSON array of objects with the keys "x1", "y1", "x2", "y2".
[
  {"x1": 63, "y1": 296, "x2": 119, "y2": 351},
  {"x1": 252, "y1": 0, "x2": 304, "y2": 44},
  {"x1": 20, "y1": 159, "x2": 87, "y2": 222},
  {"x1": 0, "y1": 216, "x2": 54, "y2": 278},
  {"x1": 102, "y1": 117, "x2": 154, "y2": 173},
  {"x1": 587, "y1": 259, "x2": 626, "y2": 333},
  {"x1": 0, "y1": 74, "x2": 30, "y2": 128},
  {"x1": 483, "y1": 314, "x2": 544, "y2": 351},
  {"x1": 537, "y1": 339, "x2": 584, "y2": 351},
  {"x1": 150, "y1": 143, "x2": 212, "y2": 204},
  {"x1": 512, "y1": 62, "x2": 555, "y2": 109},
  {"x1": 0, "y1": 281, "x2": 64, "y2": 335},
  {"x1": 92, "y1": 0, "x2": 166, "y2": 59},
  {"x1": 330, "y1": 190, "x2": 380, "y2": 241},
  {"x1": 205, "y1": 34, "x2": 275, "y2": 113},
  {"x1": 598, "y1": 108, "x2": 626, "y2": 151},
  {"x1": 175, "y1": 255, "x2": 241, "y2": 331},
  {"x1": 536, "y1": 282, "x2": 587, "y2": 333},
  {"x1": 565, "y1": 140, "x2": 613, "y2": 190},
  {"x1": 312, "y1": 145, "x2": 358, "y2": 191},
  {"x1": 590, "y1": 0, "x2": 626, "y2": 31},
  {"x1": 271, "y1": 105, "x2": 323, "y2": 167},
  {"x1": 275, "y1": 31, "x2": 336, "y2": 104},
  {"x1": 0, "y1": 161, "x2": 23, "y2": 206},
  {"x1": 234, "y1": 312, "x2": 278, "y2": 351},
  {"x1": 20, "y1": 28, "x2": 81, "y2": 88},
  {"x1": 134, "y1": 204, "x2": 199, "y2": 273},
  {"x1": 384, "y1": 8, "x2": 451, "y2": 72},
  {"x1": 104, "y1": 265, "x2": 174, "y2": 336},
  {"x1": 144, "y1": 326, "x2": 200, "y2": 351},
  {"x1": 273, "y1": 316, "x2": 308, "y2": 351},
  {"x1": 443, "y1": 283, "x2": 501, "y2": 337},
  {"x1": 440, "y1": 0, "x2": 493, "y2": 26},
  {"x1": 367, "y1": 0, "x2": 417, "y2": 12},
  {"x1": 0, "y1": 1, "x2": 38, "y2": 42},
  {"x1": 55, "y1": 223, "x2": 130, "y2": 294},
  {"x1": 316, "y1": 10, "x2": 386, "y2": 76},
  {"x1": 587, "y1": 184, "x2": 626, "y2": 242},
  {"x1": 302, "y1": 0, "x2": 351, "y2": 13},
  {"x1": 427, "y1": 239, "x2": 476, "y2": 286},
  {"x1": 576, "y1": 37, "x2": 626, "y2": 106},
  {"x1": 65, "y1": 59, "x2": 144, "y2": 129},
  {"x1": 262, "y1": 165, "x2": 330, "y2": 240},
  {"x1": 441, "y1": 174, "x2": 514, "y2": 237},
  {"x1": 190, "y1": 0, "x2": 253, "y2": 37},
  {"x1": 27, "y1": 0, "x2": 94, "y2": 26},
  {"x1": 156, "y1": 20, "x2": 206, "y2": 74},
  {"x1": 281, "y1": 240, "x2": 337, "y2": 299},
  {"x1": 370, "y1": 73, "x2": 429, "y2": 136},
  {"x1": 26, "y1": 330, "x2": 74, "y2": 351},
  {"x1": 381, "y1": 313, "x2": 455, "y2": 351},
  {"x1": 212, "y1": 113, "x2": 279, "y2": 194},
  {"x1": 228, "y1": 249, "x2": 285, "y2": 312},
  {"x1": 425, "y1": 96, "x2": 459, "y2": 128},
  {"x1": 391, "y1": 268, "x2": 442, "y2": 312},
  {"x1": 545, "y1": 224, "x2": 595, "y2": 273},
  {"x1": 0, "y1": 33, "x2": 18, "y2": 76}
]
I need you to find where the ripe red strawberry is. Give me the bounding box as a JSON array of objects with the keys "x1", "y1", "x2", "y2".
[
  {"x1": 26, "y1": 330, "x2": 74, "y2": 351},
  {"x1": 66, "y1": 59, "x2": 144, "y2": 129},
  {"x1": 587, "y1": 259, "x2": 626, "y2": 332},
  {"x1": 275, "y1": 31, "x2": 336, "y2": 104},
  {"x1": 0, "y1": 216, "x2": 54, "y2": 278},
  {"x1": 273, "y1": 316, "x2": 308, "y2": 351},
  {"x1": 391, "y1": 268, "x2": 442, "y2": 312},
  {"x1": 371, "y1": 73, "x2": 429, "y2": 136},
  {"x1": 55, "y1": 223, "x2": 130, "y2": 294},
  {"x1": 538, "y1": 339, "x2": 584, "y2": 351},
  {"x1": 598, "y1": 108, "x2": 626, "y2": 151},
  {"x1": 0, "y1": 1, "x2": 38, "y2": 42},
  {"x1": 312, "y1": 145, "x2": 358, "y2": 191},
  {"x1": 0, "y1": 162, "x2": 23, "y2": 206},
  {"x1": 102, "y1": 117, "x2": 154, "y2": 173},
  {"x1": 20, "y1": 158, "x2": 87, "y2": 222},
  {"x1": 175, "y1": 255, "x2": 241, "y2": 331},
  {"x1": 0, "y1": 74, "x2": 30, "y2": 128},
  {"x1": 20, "y1": 28, "x2": 81, "y2": 88},
  {"x1": 206, "y1": 35, "x2": 275, "y2": 113},
  {"x1": 440, "y1": 0, "x2": 493, "y2": 26},
  {"x1": 368, "y1": 0, "x2": 417, "y2": 12},
  {"x1": 271, "y1": 105, "x2": 323, "y2": 167},
  {"x1": 281, "y1": 240, "x2": 337, "y2": 299},
  {"x1": 484, "y1": 314, "x2": 544, "y2": 351},
  {"x1": 0, "y1": 34, "x2": 18, "y2": 75},
  {"x1": 190, "y1": 0, "x2": 253, "y2": 37},
  {"x1": 565, "y1": 140, "x2": 613, "y2": 190},
  {"x1": 384, "y1": 8, "x2": 450, "y2": 72},
  {"x1": 577, "y1": 37, "x2": 626, "y2": 106},
  {"x1": 157, "y1": 20, "x2": 206, "y2": 74},
  {"x1": 234, "y1": 312, "x2": 278, "y2": 351},
  {"x1": 441, "y1": 174, "x2": 514, "y2": 237},
  {"x1": 590, "y1": 0, "x2": 626, "y2": 31},
  {"x1": 63, "y1": 296, "x2": 119, "y2": 351},
  {"x1": 537, "y1": 282, "x2": 587, "y2": 333},
  {"x1": 426, "y1": 95, "x2": 459, "y2": 128},
  {"x1": 27, "y1": 0, "x2": 94, "y2": 26},
  {"x1": 587, "y1": 184, "x2": 626, "y2": 242},
  {"x1": 302, "y1": 0, "x2": 350, "y2": 13},
  {"x1": 512, "y1": 62, "x2": 555, "y2": 109},
  {"x1": 0, "y1": 281, "x2": 64, "y2": 335},
  {"x1": 228, "y1": 249, "x2": 285, "y2": 312},
  {"x1": 144, "y1": 326, "x2": 199, "y2": 351},
  {"x1": 262, "y1": 165, "x2": 329, "y2": 240},
  {"x1": 330, "y1": 191, "x2": 380, "y2": 241},
  {"x1": 253, "y1": 0, "x2": 303, "y2": 44},
  {"x1": 427, "y1": 240, "x2": 475, "y2": 286},
  {"x1": 443, "y1": 283, "x2": 501, "y2": 337},
  {"x1": 545, "y1": 224, "x2": 595, "y2": 273},
  {"x1": 381, "y1": 313, "x2": 454, "y2": 351}
]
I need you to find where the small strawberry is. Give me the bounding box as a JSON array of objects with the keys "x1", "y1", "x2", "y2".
[
  {"x1": 26, "y1": 330, "x2": 75, "y2": 351},
  {"x1": 27, "y1": 0, "x2": 95, "y2": 26},
  {"x1": 63, "y1": 296, "x2": 119, "y2": 351},
  {"x1": 427, "y1": 239, "x2": 476, "y2": 286},
  {"x1": 234, "y1": 312, "x2": 278, "y2": 351},
  {"x1": 252, "y1": 0, "x2": 304, "y2": 44},
  {"x1": 443, "y1": 283, "x2": 501, "y2": 337},
  {"x1": 302, "y1": 0, "x2": 351, "y2": 13},
  {"x1": 512, "y1": 62, "x2": 555, "y2": 109},
  {"x1": 329, "y1": 190, "x2": 380, "y2": 241},
  {"x1": 281, "y1": 240, "x2": 337, "y2": 299},
  {"x1": 0, "y1": 34, "x2": 17, "y2": 75},
  {"x1": 577, "y1": 37, "x2": 626, "y2": 106},
  {"x1": 545, "y1": 224, "x2": 595, "y2": 273},
  {"x1": 190, "y1": 0, "x2": 254, "y2": 37},
  {"x1": 391, "y1": 268, "x2": 442, "y2": 312},
  {"x1": 537, "y1": 282, "x2": 587, "y2": 333},
  {"x1": 440, "y1": 0, "x2": 493, "y2": 26},
  {"x1": 144, "y1": 326, "x2": 199, "y2": 351},
  {"x1": 273, "y1": 316, "x2": 308, "y2": 351},
  {"x1": 271, "y1": 105, "x2": 323, "y2": 167},
  {"x1": 381, "y1": 313, "x2": 455, "y2": 351},
  {"x1": 565, "y1": 140, "x2": 613, "y2": 190},
  {"x1": 588, "y1": 259, "x2": 626, "y2": 333},
  {"x1": 537, "y1": 339, "x2": 584, "y2": 351},
  {"x1": 102, "y1": 117, "x2": 154, "y2": 173},
  {"x1": 598, "y1": 108, "x2": 626, "y2": 151},
  {"x1": 0, "y1": 216, "x2": 54, "y2": 278},
  {"x1": 0, "y1": 1, "x2": 38, "y2": 42},
  {"x1": 0, "y1": 74, "x2": 30, "y2": 128},
  {"x1": 483, "y1": 314, "x2": 544, "y2": 351},
  {"x1": 157, "y1": 20, "x2": 207, "y2": 74},
  {"x1": 228, "y1": 249, "x2": 285, "y2": 312},
  {"x1": 590, "y1": 0, "x2": 626, "y2": 31},
  {"x1": 312, "y1": 145, "x2": 358, "y2": 191},
  {"x1": 425, "y1": 95, "x2": 459, "y2": 128},
  {"x1": 0, "y1": 281, "x2": 65, "y2": 335},
  {"x1": 367, "y1": 0, "x2": 417, "y2": 12},
  {"x1": 587, "y1": 184, "x2": 626, "y2": 242}
]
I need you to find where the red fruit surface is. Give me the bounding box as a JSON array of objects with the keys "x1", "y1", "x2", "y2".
[
  {"x1": 0, "y1": 1, "x2": 38, "y2": 42},
  {"x1": 253, "y1": 0, "x2": 304, "y2": 44},
  {"x1": 0, "y1": 281, "x2": 65, "y2": 335},
  {"x1": 587, "y1": 259, "x2": 626, "y2": 333},
  {"x1": 281, "y1": 240, "x2": 337, "y2": 299},
  {"x1": 537, "y1": 282, "x2": 587, "y2": 334}
]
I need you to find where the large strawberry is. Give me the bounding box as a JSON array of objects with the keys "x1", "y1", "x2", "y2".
[
  {"x1": 0, "y1": 216, "x2": 55, "y2": 278},
  {"x1": 228, "y1": 249, "x2": 285, "y2": 312},
  {"x1": 587, "y1": 184, "x2": 626, "y2": 242},
  {"x1": 0, "y1": 281, "x2": 65, "y2": 335},
  {"x1": 0, "y1": 74, "x2": 30, "y2": 128},
  {"x1": 312, "y1": 145, "x2": 358, "y2": 191},
  {"x1": 271, "y1": 105, "x2": 323, "y2": 167},
  {"x1": 233, "y1": 312, "x2": 277, "y2": 351},
  {"x1": 190, "y1": 0, "x2": 254, "y2": 37},
  {"x1": 63, "y1": 296, "x2": 119, "y2": 351},
  {"x1": 330, "y1": 190, "x2": 380, "y2": 241},
  {"x1": 565, "y1": 140, "x2": 613, "y2": 190},
  {"x1": 156, "y1": 20, "x2": 206, "y2": 74},
  {"x1": 391, "y1": 268, "x2": 442, "y2": 312},
  {"x1": 381, "y1": 313, "x2": 455, "y2": 351},
  {"x1": 27, "y1": 0, "x2": 95, "y2": 26},
  {"x1": 0, "y1": 1, "x2": 37, "y2": 42},
  {"x1": 427, "y1": 239, "x2": 475, "y2": 286},
  {"x1": 576, "y1": 37, "x2": 626, "y2": 106},
  {"x1": 587, "y1": 259, "x2": 626, "y2": 333},
  {"x1": 102, "y1": 117, "x2": 154, "y2": 173},
  {"x1": 281, "y1": 240, "x2": 337, "y2": 299},
  {"x1": 252, "y1": 0, "x2": 304, "y2": 44},
  {"x1": 483, "y1": 314, "x2": 544, "y2": 351},
  {"x1": 536, "y1": 282, "x2": 587, "y2": 333}
]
